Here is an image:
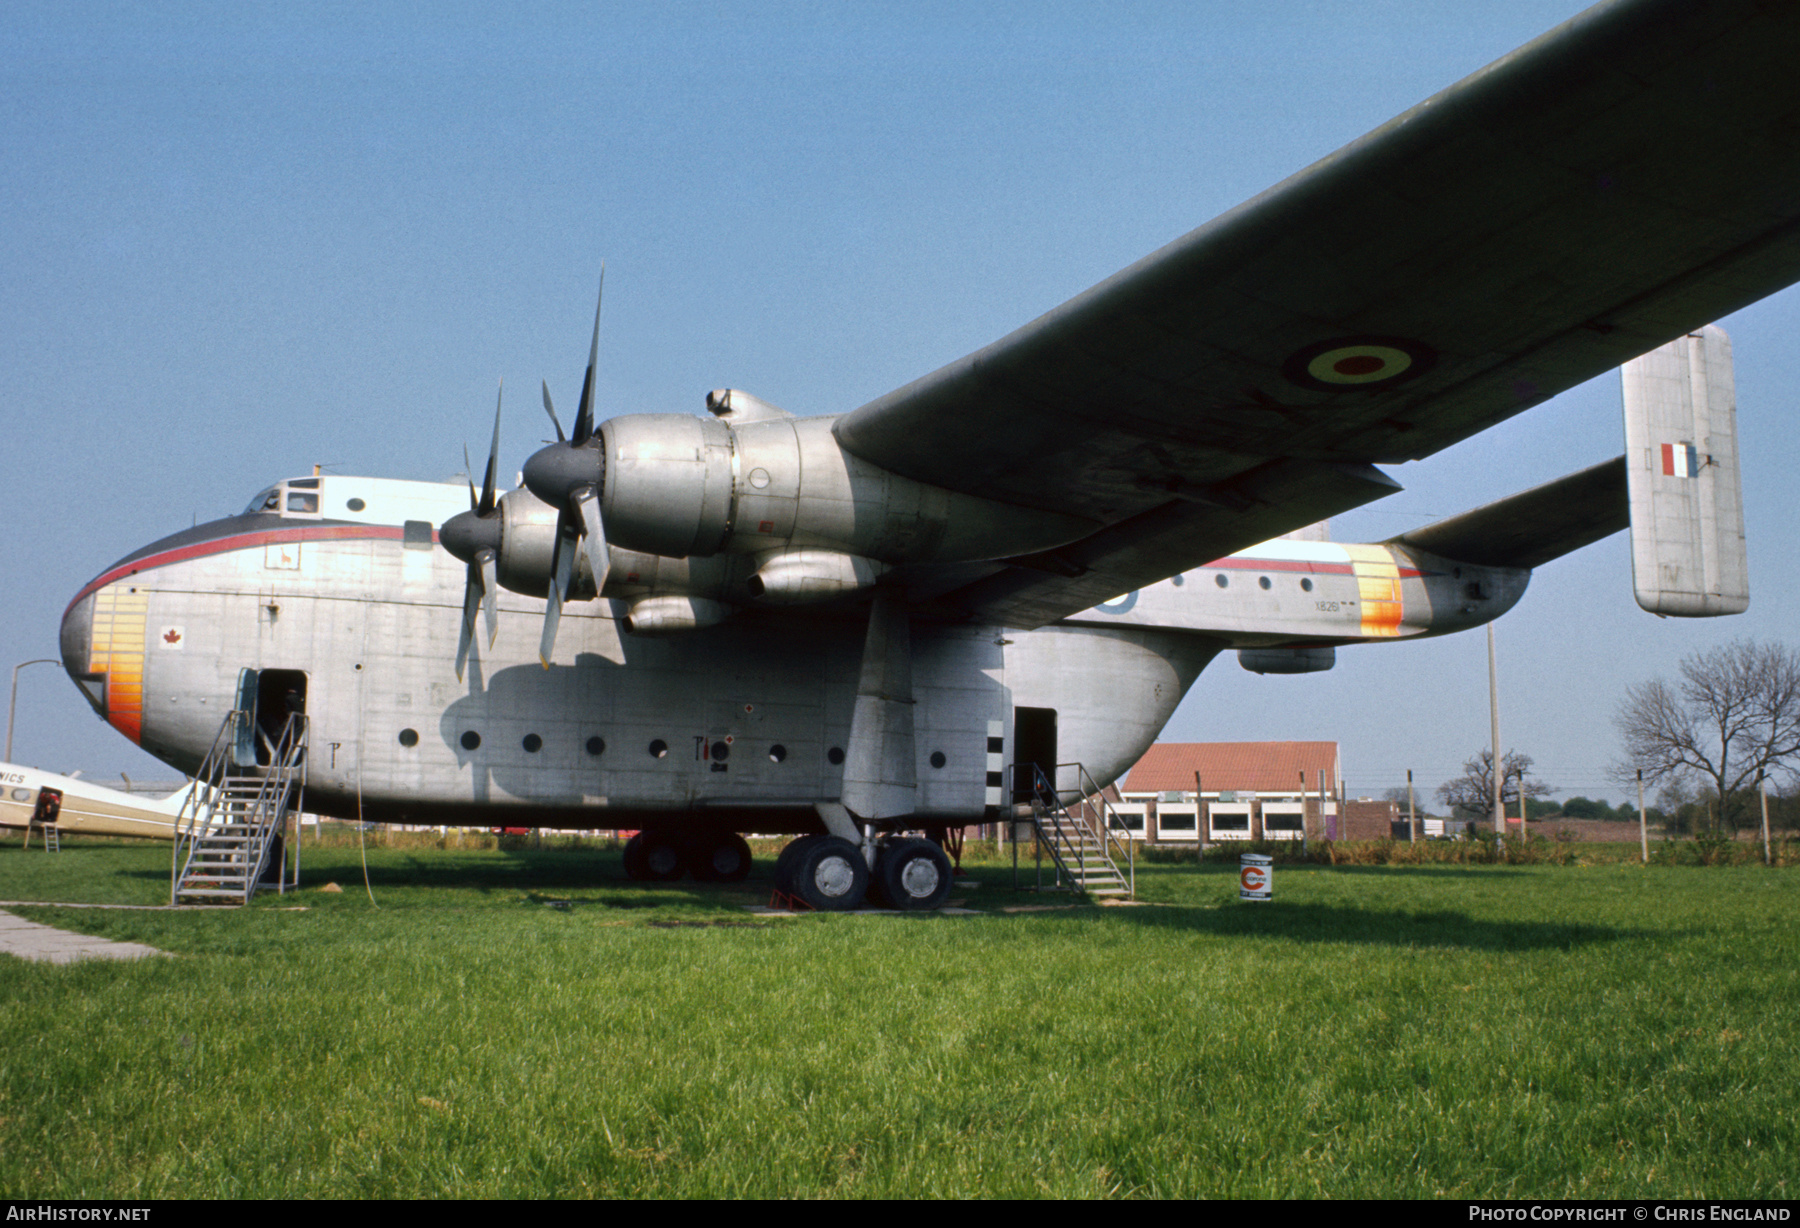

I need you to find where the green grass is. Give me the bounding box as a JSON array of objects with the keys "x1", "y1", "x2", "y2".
[{"x1": 0, "y1": 838, "x2": 1794, "y2": 1197}]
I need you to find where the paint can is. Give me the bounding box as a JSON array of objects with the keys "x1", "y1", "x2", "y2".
[{"x1": 1239, "y1": 852, "x2": 1272, "y2": 902}]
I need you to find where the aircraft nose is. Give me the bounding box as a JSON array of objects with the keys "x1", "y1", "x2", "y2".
[{"x1": 58, "y1": 589, "x2": 106, "y2": 717}]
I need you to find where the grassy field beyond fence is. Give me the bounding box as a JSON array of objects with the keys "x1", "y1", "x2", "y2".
[{"x1": 0, "y1": 838, "x2": 1793, "y2": 1198}]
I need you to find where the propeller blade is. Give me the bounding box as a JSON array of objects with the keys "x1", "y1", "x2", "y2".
[
  {"x1": 479, "y1": 548, "x2": 498, "y2": 648},
  {"x1": 480, "y1": 380, "x2": 503, "y2": 517},
  {"x1": 540, "y1": 508, "x2": 577, "y2": 667},
  {"x1": 573, "y1": 484, "x2": 610, "y2": 596},
  {"x1": 456, "y1": 563, "x2": 480, "y2": 681},
  {"x1": 539, "y1": 582, "x2": 563, "y2": 670},
  {"x1": 572, "y1": 266, "x2": 604, "y2": 446},
  {"x1": 541, "y1": 380, "x2": 565, "y2": 443}
]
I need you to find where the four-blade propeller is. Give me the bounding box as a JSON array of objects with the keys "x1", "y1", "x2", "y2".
[
  {"x1": 439, "y1": 381, "x2": 505, "y2": 680},
  {"x1": 522, "y1": 270, "x2": 612, "y2": 666},
  {"x1": 439, "y1": 270, "x2": 615, "y2": 677}
]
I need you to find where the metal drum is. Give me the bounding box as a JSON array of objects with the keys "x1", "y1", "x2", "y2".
[{"x1": 1239, "y1": 852, "x2": 1273, "y2": 902}]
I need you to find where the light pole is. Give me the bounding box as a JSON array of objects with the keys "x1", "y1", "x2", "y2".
[
  {"x1": 1488, "y1": 623, "x2": 1503, "y2": 842},
  {"x1": 7, "y1": 659, "x2": 61, "y2": 763}
]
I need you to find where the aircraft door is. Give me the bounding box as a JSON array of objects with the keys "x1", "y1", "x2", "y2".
[
  {"x1": 255, "y1": 669, "x2": 307, "y2": 765},
  {"x1": 232, "y1": 668, "x2": 259, "y2": 767},
  {"x1": 1012, "y1": 706, "x2": 1057, "y2": 804}
]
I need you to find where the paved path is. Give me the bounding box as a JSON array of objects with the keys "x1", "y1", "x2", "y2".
[{"x1": 0, "y1": 908, "x2": 167, "y2": 964}]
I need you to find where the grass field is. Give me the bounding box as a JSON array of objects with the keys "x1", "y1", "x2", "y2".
[{"x1": 0, "y1": 836, "x2": 1794, "y2": 1198}]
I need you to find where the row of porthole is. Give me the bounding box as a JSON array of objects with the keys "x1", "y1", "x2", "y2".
[
  {"x1": 396, "y1": 727, "x2": 953, "y2": 769},
  {"x1": 1212, "y1": 574, "x2": 1314, "y2": 592},
  {"x1": 1169, "y1": 572, "x2": 1315, "y2": 592}
]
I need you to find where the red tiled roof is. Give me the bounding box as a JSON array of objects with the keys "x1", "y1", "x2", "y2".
[{"x1": 1121, "y1": 741, "x2": 1340, "y2": 795}]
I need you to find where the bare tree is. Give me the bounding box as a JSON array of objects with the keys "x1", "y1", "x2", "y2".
[
  {"x1": 1613, "y1": 639, "x2": 1800, "y2": 832},
  {"x1": 1437, "y1": 750, "x2": 1553, "y2": 818}
]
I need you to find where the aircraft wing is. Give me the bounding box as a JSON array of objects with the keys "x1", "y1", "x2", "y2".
[{"x1": 835, "y1": 0, "x2": 1800, "y2": 628}]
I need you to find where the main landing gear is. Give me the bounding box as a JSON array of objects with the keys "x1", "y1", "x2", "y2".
[
  {"x1": 621, "y1": 830, "x2": 753, "y2": 884},
  {"x1": 621, "y1": 828, "x2": 955, "y2": 911},
  {"x1": 773, "y1": 834, "x2": 953, "y2": 912}
]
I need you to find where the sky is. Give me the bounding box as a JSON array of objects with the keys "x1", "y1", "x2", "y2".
[{"x1": 3, "y1": 1, "x2": 1796, "y2": 805}]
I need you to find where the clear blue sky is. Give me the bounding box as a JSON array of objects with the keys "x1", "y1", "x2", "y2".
[{"x1": 4, "y1": 1, "x2": 1796, "y2": 804}]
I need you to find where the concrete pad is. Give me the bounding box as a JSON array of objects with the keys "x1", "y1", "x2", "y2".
[{"x1": 0, "y1": 909, "x2": 168, "y2": 964}]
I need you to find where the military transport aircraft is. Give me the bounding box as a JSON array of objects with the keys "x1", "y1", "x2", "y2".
[{"x1": 55, "y1": 0, "x2": 1797, "y2": 910}]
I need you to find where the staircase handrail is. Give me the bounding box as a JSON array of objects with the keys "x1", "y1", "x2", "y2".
[
  {"x1": 1067, "y1": 761, "x2": 1135, "y2": 899},
  {"x1": 171, "y1": 709, "x2": 306, "y2": 904},
  {"x1": 170, "y1": 709, "x2": 245, "y2": 904},
  {"x1": 1004, "y1": 761, "x2": 1133, "y2": 898},
  {"x1": 250, "y1": 711, "x2": 306, "y2": 894}
]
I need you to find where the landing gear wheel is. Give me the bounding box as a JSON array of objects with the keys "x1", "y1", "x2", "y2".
[
  {"x1": 775, "y1": 835, "x2": 824, "y2": 895},
  {"x1": 876, "y1": 837, "x2": 953, "y2": 911},
  {"x1": 640, "y1": 831, "x2": 688, "y2": 881},
  {"x1": 691, "y1": 832, "x2": 754, "y2": 883},
  {"x1": 791, "y1": 836, "x2": 869, "y2": 911},
  {"x1": 622, "y1": 832, "x2": 650, "y2": 881}
]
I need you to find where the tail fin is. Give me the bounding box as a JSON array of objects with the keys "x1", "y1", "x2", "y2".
[
  {"x1": 146, "y1": 779, "x2": 202, "y2": 816},
  {"x1": 1622, "y1": 325, "x2": 1749, "y2": 615}
]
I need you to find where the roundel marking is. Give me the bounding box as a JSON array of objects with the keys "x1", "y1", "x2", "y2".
[{"x1": 1283, "y1": 336, "x2": 1436, "y2": 393}]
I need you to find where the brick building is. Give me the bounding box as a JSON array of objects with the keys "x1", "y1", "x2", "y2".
[{"x1": 1117, "y1": 741, "x2": 1395, "y2": 842}]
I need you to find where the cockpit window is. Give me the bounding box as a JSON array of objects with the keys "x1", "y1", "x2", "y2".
[
  {"x1": 245, "y1": 487, "x2": 281, "y2": 514},
  {"x1": 286, "y1": 491, "x2": 319, "y2": 514}
]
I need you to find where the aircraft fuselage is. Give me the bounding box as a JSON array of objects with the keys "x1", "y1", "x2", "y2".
[{"x1": 59, "y1": 474, "x2": 1525, "y2": 832}]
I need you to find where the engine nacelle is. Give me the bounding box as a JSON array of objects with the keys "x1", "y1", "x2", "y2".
[
  {"x1": 622, "y1": 596, "x2": 730, "y2": 636},
  {"x1": 746, "y1": 549, "x2": 884, "y2": 603},
  {"x1": 496, "y1": 489, "x2": 593, "y2": 599},
  {"x1": 1238, "y1": 646, "x2": 1336, "y2": 674},
  {"x1": 597, "y1": 407, "x2": 1092, "y2": 564},
  {"x1": 492, "y1": 487, "x2": 735, "y2": 602}
]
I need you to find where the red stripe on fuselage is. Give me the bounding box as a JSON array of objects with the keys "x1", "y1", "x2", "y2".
[
  {"x1": 1203, "y1": 555, "x2": 1426, "y2": 579},
  {"x1": 66, "y1": 523, "x2": 420, "y2": 614}
]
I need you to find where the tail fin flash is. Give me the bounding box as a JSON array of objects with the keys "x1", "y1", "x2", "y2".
[{"x1": 1622, "y1": 326, "x2": 1749, "y2": 616}]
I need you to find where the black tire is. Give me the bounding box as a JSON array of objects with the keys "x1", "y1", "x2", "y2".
[
  {"x1": 876, "y1": 837, "x2": 953, "y2": 911},
  {"x1": 640, "y1": 831, "x2": 688, "y2": 881},
  {"x1": 791, "y1": 836, "x2": 869, "y2": 911},
  {"x1": 622, "y1": 832, "x2": 650, "y2": 881},
  {"x1": 691, "y1": 832, "x2": 754, "y2": 883},
  {"x1": 774, "y1": 834, "x2": 823, "y2": 895}
]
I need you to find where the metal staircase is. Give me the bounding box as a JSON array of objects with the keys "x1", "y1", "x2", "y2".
[
  {"x1": 1008, "y1": 762, "x2": 1134, "y2": 899},
  {"x1": 171, "y1": 707, "x2": 304, "y2": 905}
]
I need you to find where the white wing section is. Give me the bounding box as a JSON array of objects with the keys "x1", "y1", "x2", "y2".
[{"x1": 1622, "y1": 326, "x2": 1749, "y2": 616}]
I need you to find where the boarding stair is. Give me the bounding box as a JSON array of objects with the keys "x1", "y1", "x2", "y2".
[
  {"x1": 1008, "y1": 762, "x2": 1134, "y2": 899},
  {"x1": 171, "y1": 708, "x2": 304, "y2": 905}
]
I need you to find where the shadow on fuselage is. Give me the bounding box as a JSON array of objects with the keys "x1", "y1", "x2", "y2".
[{"x1": 436, "y1": 654, "x2": 621, "y2": 808}]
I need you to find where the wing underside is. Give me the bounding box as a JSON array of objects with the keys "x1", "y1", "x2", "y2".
[{"x1": 836, "y1": 0, "x2": 1800, "y2": 627}]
